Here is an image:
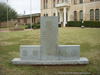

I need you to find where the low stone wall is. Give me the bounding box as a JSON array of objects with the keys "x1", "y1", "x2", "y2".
[{"x1": 0, "y1": 21, "x2": 16, "y2": 28}]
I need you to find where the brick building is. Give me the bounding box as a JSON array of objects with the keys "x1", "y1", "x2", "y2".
[
  {"x1": 17, "y1": 13, "x2": 40, "y2": 25},
  {"x1": 41, "y1": 0, "x2": 100, "y2": 26}
]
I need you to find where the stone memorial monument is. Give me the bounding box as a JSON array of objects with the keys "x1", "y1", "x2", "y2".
[{"x1": 12, "y1": 16, "x2": 89, "y2": 65}]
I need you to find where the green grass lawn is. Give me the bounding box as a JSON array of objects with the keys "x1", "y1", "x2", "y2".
[{"x1": 0, "y1": 27, "x2": 100, "y2": 75}]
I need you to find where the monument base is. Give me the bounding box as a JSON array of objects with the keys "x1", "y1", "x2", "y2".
[
  {"x1": 12, "y1": 45, "x2": 89, "y2": 65},
  {"x1": 12, "y1": 57, "x2": 88, "y2": 65}
]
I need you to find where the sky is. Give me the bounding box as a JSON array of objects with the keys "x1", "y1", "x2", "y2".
[{"x1": 0, "y1": 0, "x2": 40, "y2": 15}]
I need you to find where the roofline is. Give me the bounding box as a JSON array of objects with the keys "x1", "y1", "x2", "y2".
[{"x1": 17, "y1": 13, "x2": 40, "y2": 19}]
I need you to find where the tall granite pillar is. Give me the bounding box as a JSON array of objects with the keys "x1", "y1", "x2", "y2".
[{"x1": 40, "y1": 16, "x2": 59, "y2": 60}]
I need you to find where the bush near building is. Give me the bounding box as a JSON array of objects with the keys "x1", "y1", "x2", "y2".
[
  {"x1": 25, "y1": 23, "x2": 40, "y2": 29},
  {"x1": 67, "y1": 21, "x2": 100, "y2": 27}
]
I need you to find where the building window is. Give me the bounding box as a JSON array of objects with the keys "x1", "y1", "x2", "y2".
[
  {"x1": 24, "y1": 18, "x2": 27, "y2": 24},
  {"x1": 32, "y1": 17, "x2": 34, "y2": 23},
  {"x1": 90, "y1": 0, "x2": 94, "y2": 2},
  {"x1": 44, "y1": 0, "x2": 48, "y2": 9},
  {"x1": 53, "y1": 13, "x2": 56, "y2": 16},
  {"x1": 65, "y1": 0, "x2": 68, "y2": 2},
  {"x1": 62, "y1": 0, "x2": 64, "y2": 3},
  {"x1": 18, "y1": 19, "x2": 20, "y2": 23},
  {"x1": 45, "y1": 0, "x2": 48, "y2": 8},
  {"x1": 46, "y1": 14, "x2": 48, "y2": 16},
  {"x1": 57, "y1": 0, "x2": 59, "y2": 4},
  {"x1": 53, "y1": 0, "x2": 56, "y2": 7},
  {"x1": 80, "y1": 0, "x2": 83, "y2": 3},
  {"x1": 43, "y1": 0, "x2": 45, "y2": 9},
  {"x1": 58, "y1": 12, "x2": 60, "y2": 22},
  {"x1": 33, "y1": 18, "x2": 35, "y2": 24},
  {"x1": 90, "y1": 9, "x2": 94, "y2": 21},
  {"x1": 95, "y1": 9, "x2": 100, "y2": 21},
  {"x1": 44, "y1": 14, "x2": 48, "y2": 16},
  {"x1": 79, "y1": 10, "x2": 83, "y2": 21},
  {"x1": 74, "y1": 11, "x2": 77, "y2": 21},
  {"x1": 90, "y1": 0, "x2": 100, "y2": 2},
  {"x1": 95, "y1": 0, "x2": 100, "y2": 1},
  {"x1": 74, "y1": 0, "x2": 77, "y2": 4}
]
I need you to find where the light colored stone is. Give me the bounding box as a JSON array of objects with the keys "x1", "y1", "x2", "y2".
[
  {"x1": 20, "y1": 45, "x2": 40, "y2": 60},
  {"x1": 12, "y1": 57, "x2": 89, "y2": 65},
  {"x1": 12, "y1": 17, "x2": 89, "y2": 65},
  {"x1": 40, "y1": 17, "x2": 59, "y2": 60},
  {"x1": 12, "y1": 45, "x2": 89, "y2": 65},
  {"x1": 59, "y1": 45, "x2": 80, "y2": 60},
  {"x1": 19, "y1": 45, "x2": 80, "y2": 60}
]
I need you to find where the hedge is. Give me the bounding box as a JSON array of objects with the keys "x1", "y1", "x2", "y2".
[
  {"x1": 67, "y1": 21, "x2": 100, "y2": 27},
  {"x1": 25, "y1": 24, "x2": 40, "y2": 29}
]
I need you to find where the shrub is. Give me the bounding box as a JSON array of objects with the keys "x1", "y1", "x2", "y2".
[
  {"x1": 25, "y1": 24, "x2": 31, "y2": 29},
  {"x1": 25, "y1": 24, "x2": 40, "y2": 29},
  {"x1": 32, "y1": 24, "x2": 40, "y2": 29},
  {"x1": 67, "y1": 21, "x2": 81, "y2": 27},
  {"x1": 67, "y1": 21, "x2": 100, "y2": 28},
  {"x1": 84, "y1": 21, "x2": 100, "y2": 27}
]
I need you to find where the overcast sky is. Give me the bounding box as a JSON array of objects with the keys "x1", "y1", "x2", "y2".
[{"x1": 0, "y1": 0, "x2": 40, "y2": 15}]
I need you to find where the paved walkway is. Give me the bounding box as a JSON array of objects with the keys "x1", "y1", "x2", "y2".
[
  {"x1": 0, "y1": 29, "x2": 10, "y2": 32},
  {"x1": 0, "y1": 28, "x2": 33, "y2": 32}
]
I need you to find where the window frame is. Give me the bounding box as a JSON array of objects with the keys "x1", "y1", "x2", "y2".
[
  {"x1": 79, "y1": 0, "x2": 83, "y2": 4},
  {"x1": 95, "y1": 9, "x2": 100, "y2": 21},
  {"x1": 74, "y1": 11, "x2": 77, "y2": 21},
  {"x1": 90, "y1": 9, "x2": 94, "y2": 21},
  {"x1": 79, "y1": 10, "x2": 83, "y2": 21}
]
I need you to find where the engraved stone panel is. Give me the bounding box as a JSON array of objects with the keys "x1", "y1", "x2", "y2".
[
  {"x1": 20, "y1": 45, "x2": 40, "y2": 60},
  {"x1": 59, "y1": 45, "x2": 80, "y2": 60},
  {"x1": 40, "y1": 17, "x2": 59, "y2": 60}
]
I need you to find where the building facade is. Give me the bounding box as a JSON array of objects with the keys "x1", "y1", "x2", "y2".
[
  {"x1": 41, "y1": 0, "x2": 100, "y2": 26},
  {"x1": 0, "y1": 13, "x2": 40, "y2": 28},
  {"x1": 17, "y1": 13, "x2": 40, "y2": 25}
]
